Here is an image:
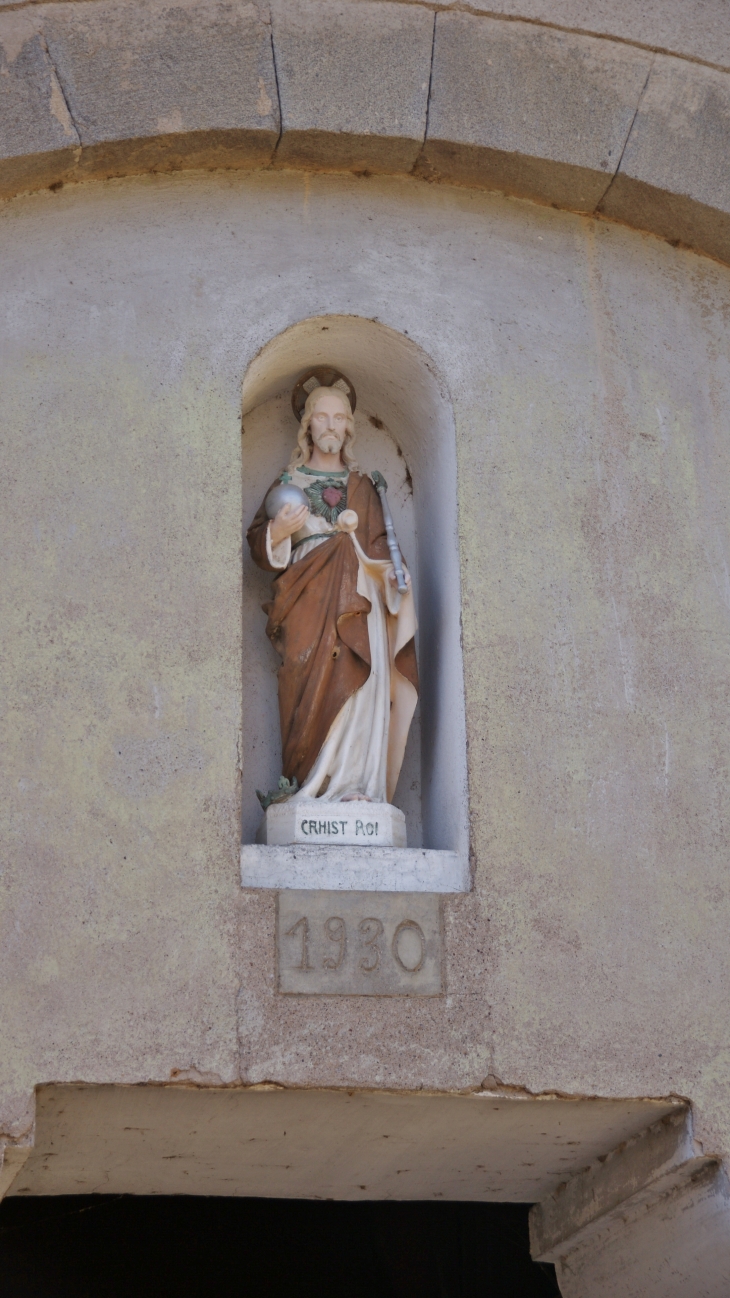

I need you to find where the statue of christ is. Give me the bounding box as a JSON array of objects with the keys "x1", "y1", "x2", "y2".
[{"x1": 246, "y1": 379, "x2": 418, "y2": 805}]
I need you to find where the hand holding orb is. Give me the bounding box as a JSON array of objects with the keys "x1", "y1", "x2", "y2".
[{"x1": 265, "y1": 482, "x2": 310, "y2": 548}]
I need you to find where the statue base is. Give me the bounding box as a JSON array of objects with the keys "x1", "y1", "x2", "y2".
[{"x1": 260, "y1": 798, "x2": 407, "y2": 848}]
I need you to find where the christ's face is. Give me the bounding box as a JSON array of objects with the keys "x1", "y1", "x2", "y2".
[{"x1": 309, "y1": 394, "x2": 348, "y2": 456}]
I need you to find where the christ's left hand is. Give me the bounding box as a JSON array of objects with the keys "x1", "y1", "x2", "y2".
[{"x1": 387, "y1": 566, "x2": 411, "y2": 588}]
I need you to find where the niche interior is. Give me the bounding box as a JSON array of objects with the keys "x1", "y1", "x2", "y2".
[{"x1": 241, "y1": 315, "x2": 468, "y2": 865}]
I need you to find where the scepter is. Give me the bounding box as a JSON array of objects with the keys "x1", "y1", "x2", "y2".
[{"x1": 370, "y1": 471, "x2": 408, "y2": 595}]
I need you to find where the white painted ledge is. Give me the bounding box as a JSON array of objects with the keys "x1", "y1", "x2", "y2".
[{"x1": 240, "y1": 844, "x2": 470, "y2": 892}]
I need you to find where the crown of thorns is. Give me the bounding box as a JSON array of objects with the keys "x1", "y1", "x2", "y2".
[{"x1": 291, "y1": 367, "x2": 357, "y2": 422}]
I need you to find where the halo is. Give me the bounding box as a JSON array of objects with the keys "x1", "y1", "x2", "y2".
[{"x1": 291, "y1": 366, "x2": 357, "y2": 422}]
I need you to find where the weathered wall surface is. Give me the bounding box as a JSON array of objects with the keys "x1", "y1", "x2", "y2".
[
  {"x1": 1, "y1": 170, "x2": 729, "y2": 1166},
  {"x1": 0, "y1": 176, "x2": 246, "y2": 1135},
  {"x1": 436, "y1": 0, "x2": 730, "y2": 69}
]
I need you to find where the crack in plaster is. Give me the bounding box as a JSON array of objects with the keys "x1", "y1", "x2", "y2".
[
  {"x1": 594, "y1": 53, "x2": 654, "y2": 214},
  {"x1": 478, "y1": 1075, "x2": 691, "y2": 1105},
  {"x1": 38, "y1": 30, "x2": 81, "y2": 148},
  {"x1": 410, "y1": 8, "x2": 437, "y2": 178},
  {"x1": 266, "y1": 4, "x2": 283, "y2": 163}
]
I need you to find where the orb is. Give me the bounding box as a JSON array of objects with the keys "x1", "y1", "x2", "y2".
[{"x1": 264, "y1": 482, "x2": 310, "y2": 519}]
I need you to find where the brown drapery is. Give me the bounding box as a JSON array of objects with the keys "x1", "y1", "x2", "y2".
[{"x1": 247, "y1": 472, "x2": 418, "y2": 786}]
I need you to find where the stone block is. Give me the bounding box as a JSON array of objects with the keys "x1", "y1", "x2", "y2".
[
  {"x1": 530, "y1": 1108, "x2": 700, "y2": 1262},
  {"x1": 271, "y1": 0, "x2": 433, "y2": 173},
  {"x1": 548, "y1": 1161, "x2": 730, "y2": 1298},
  {"x1": 262, "y1": 798, "x2": 406, "y2": 847},
  {"x1": 276, "y1": 889, "x2": 443, "y2": 994},
  {"x1": 410, "y1": 0, "x2": 730, "y2": 75},
  {"x1": 16, "y1": 1087, "x2": 678, "y2": 1200},
  {"x1": 529, "y1": 1107, "x2": 730, "y2": 1297},
  {"x1": 422, "y1": 13, "x2": 652, "y2": 212},
  {"x1": 0, "y1": 1142, "x2": 31, "y2": 1201},
  {"x1": 600, "y1": 55, "x2": 730, "y2": 265},
  {"x1": 0, "y1": 12, "x2": 79, "y2": 198},
  {"x1": 42, "y1": 0, "x2": 279, "y2": 178}
]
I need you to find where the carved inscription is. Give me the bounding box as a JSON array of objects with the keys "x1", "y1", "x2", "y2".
[
  {"x1": 299, "y1": 817, "x2": 381, "y2": 838},
  {"x1": 277, "y1": 891, "x2": 442, "y2": 995},
  {"x1": 284, "y1": 915, "x2": 312, "y2": 971}
]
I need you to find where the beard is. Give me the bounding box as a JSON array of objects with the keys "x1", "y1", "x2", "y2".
[{"x1": 314, "y1": 434, "x2": 344, "y2": 455}]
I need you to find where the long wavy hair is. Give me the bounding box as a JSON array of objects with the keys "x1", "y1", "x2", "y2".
[{"x1": 288, "y1": 386, "x2": 359, "y2": 473}]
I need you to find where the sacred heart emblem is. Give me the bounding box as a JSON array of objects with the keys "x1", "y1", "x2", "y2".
[{"x1": 304, "y1": 478, "x2": 348, "y2": 524}]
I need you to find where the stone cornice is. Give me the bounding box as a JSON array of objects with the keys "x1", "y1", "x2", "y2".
[{"x1": 1, "y1": 0, "x2": 729, "y2": 267}]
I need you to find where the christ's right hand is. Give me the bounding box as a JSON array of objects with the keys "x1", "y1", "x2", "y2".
[{"x1": 270, "y1": 502, "x2": 309, "y2": 547}]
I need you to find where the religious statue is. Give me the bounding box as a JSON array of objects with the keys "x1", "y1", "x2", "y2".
[{"x1": 247, "y1": 369, "x2": 418, "y2": 814}]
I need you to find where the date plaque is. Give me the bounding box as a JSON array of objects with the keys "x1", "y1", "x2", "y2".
[{"x1": 277, "y1": 890, "x2": 443, "y2": 996}]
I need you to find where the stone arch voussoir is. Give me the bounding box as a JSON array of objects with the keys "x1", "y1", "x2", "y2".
[{"x1": 1, "y1": 1, "x2": 729, "y2": 265}]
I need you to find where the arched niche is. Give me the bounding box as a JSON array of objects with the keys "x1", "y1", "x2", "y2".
[{"x1": 241, "y1": 315, "x2": 468, "y2": 870}]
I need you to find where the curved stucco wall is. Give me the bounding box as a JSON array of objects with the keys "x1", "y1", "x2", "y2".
[
  {"x1": 2, "y1": 0, "x2": 730, "y2": 265},
  {"x1": 2, "y1": 169, "x2": 730, "y2": 1174}
]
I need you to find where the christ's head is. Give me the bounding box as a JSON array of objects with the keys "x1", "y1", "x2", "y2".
[{"x1": 289, "y1": 386, "x2": 358, "y2": 472}]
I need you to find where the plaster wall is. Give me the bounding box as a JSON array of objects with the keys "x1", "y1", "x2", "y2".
[{"x1": 1, "y1": 170, "x2": 730, "y2": 1170}]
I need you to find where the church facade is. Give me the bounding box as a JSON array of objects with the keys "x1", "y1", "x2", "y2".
[{"x1": 2, "y1": 2, "x2": 730, "y2": 1293}]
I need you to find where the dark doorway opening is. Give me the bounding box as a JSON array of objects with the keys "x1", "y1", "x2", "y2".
[{"x1": 0, "y1": 1196, "x2": 559, "y2": 1297}]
